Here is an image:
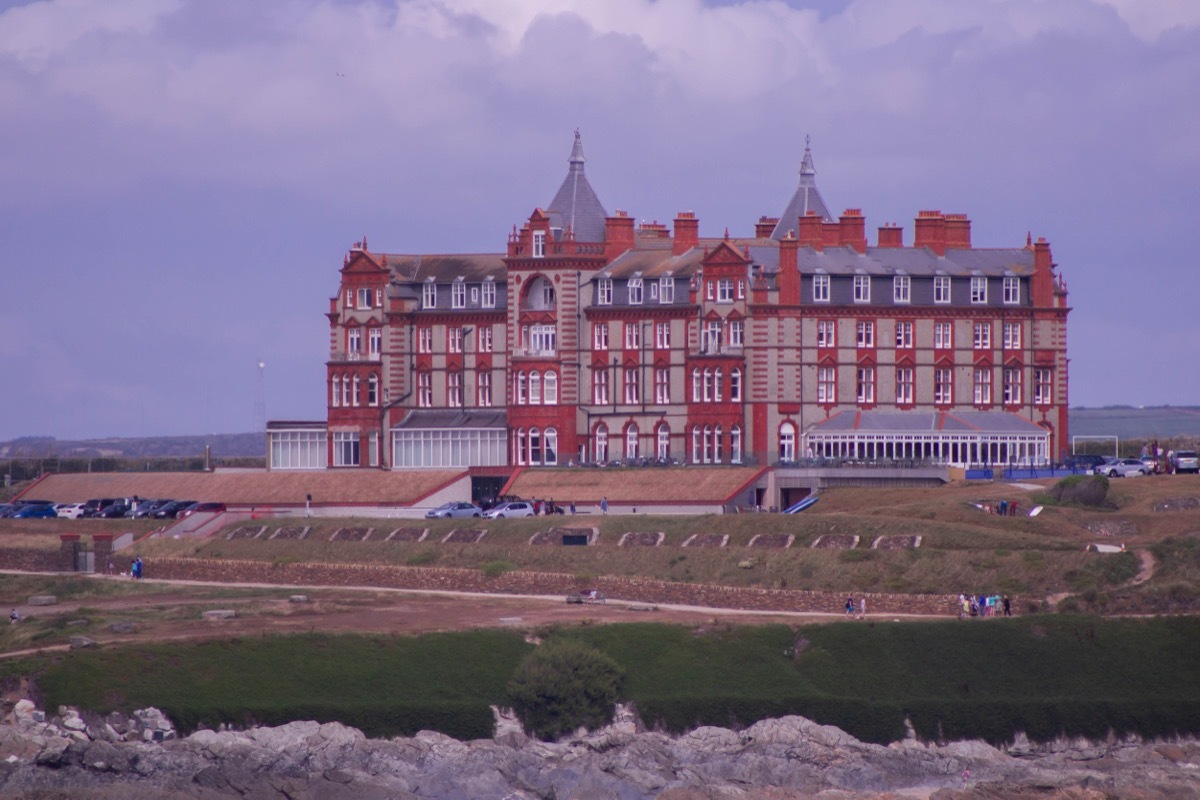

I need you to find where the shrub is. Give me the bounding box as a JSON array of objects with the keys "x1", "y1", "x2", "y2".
[
  {"x1": 481, "y1": 561, "x2": 517, "y2": 578},
  {"x1": 507, "y1": 638, "x2": 624, "y2": 740},
  {"x1": 1047, "y1": 474, "x2": 1109, "y2": 507},
  {"x1": 405, "y1": 550, "x2": 438, "y2": 566}
]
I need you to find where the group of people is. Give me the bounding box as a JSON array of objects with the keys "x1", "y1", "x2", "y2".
[
  {"x1": 980, "y1": 499, "x2": 1021, "y2": 516},
  {"x1": 130, "y1": 557, "x2": 144, "y2": 580},
  {"x1": 843, "y1": 595, "x2": 867, "y2": 619},
  {"x1": 960, "y1": 593, "x2": 1010, "y2": 618}
]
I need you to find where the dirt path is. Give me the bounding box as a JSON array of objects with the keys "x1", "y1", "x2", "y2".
[{"x1": 1130, "y1": 549, "x2": 1156, "y2": 585}]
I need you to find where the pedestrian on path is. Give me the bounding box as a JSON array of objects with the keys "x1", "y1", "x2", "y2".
[
  {"x1": 857, "y1": 596, "x2": 867, "y2": 620},
  {"x1": 844, "y1": 596, "x2": 854, "y2": 616},
  {"x1": 600, "y1": 496, "x2": 608, "y2": 515}
]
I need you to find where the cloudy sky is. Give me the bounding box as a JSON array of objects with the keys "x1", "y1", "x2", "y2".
[{"x1": 1, "y1": 0, "x2": 1198, "y2": 440}]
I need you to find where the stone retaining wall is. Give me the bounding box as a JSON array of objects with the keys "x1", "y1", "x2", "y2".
[
  {"x1": 126, "y1": 556, "x2": 962, "y2": 616},
  {"x1": 0, "y1": 549, "x2": 59, "y2": 573}
]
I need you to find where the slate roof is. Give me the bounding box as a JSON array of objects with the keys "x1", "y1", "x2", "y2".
[
  {"x1": 806, "y1": 410, "x2": 1049, "y2": 436},
  {"x1": 770, "y1": 139, "x2": 834, "y2": 239},
  {"x1": 384, "y1": 253, "x2": 507, "y2": 284},
  {"x1": 394, "y1": 409, "x2": 508, "y2": 429},
  {"x1": 799, "y1": 246, "x2": 1034, "y2": 277},
  {"x1": 546, "y1": 131, "x2": 609, "y2": 243}
]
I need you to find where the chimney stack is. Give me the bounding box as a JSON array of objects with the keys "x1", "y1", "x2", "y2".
[
  {"x1": 798, "y1": 211, "x2": 823, "y2": 251},
  {"x1": 605, "y1": 210, "x2": 636, "y2": 260},
  {"x1": 877, "y1": 223, "x2": 904, "y2": 248},
  {"x1": 945, "y1": 213, "x2": 972, "y2": 249},
  {"x1": 673, "y1": 211, "x2": 699, "y2": 255},
  {"x1": 755, "y1": 216, "x2": 779, "y2": 239},
  {"x1": 838, "y1": 209, "x2": 867, "y2": 254},
  {"x1": 913, "y1": 210, "x2": 947, "y2": 257}
]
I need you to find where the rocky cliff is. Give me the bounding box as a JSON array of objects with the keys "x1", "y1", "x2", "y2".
[{"x1": 0, "y1": 700, "x2": 1196, "y2": 800}]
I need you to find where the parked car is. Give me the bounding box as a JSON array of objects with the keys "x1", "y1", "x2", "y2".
[
  {"x1": 13, "y1": 504, "x2": 57, "y2": 519},
  {"x1": 132, "y1": 499, "x2": 171, "y2": 518},
  {"x1": 1139, "y1": 455, "x2": 1161, "y2": 474},
  {"x1": 483, "y1": 501, "x2": 535, "y2": 519},
  {"x1": 54, "y1": 503, "x2": 86, "y2": 519},
  {"x1": 178, "y1": 502, "x2": 227, "y2": 518},
  {"x1": 81, "y1": 498, "x2": 118, "y2": 518},
  {"x1": 1065, "y1": 453, "x2": 1107, "y2": 472},
  {"x1": 1098, "y1": 458, "x2": 1149, "y2": 478},
  {"x1": 1172, "y1": 450, "x2": 1200, "y2": 474},
  {"x1": 98, "y1": 501, "x2": 132, "y2": 518},
  {"x1": 425, "y1": 501, "x2": 483, "y2": 519},
  {"x1": 152, "y1": 500, "x2": 197, "y2": 519},
  {"x1": 0, "y1": 504, "x2": 14, "y2": 518}
]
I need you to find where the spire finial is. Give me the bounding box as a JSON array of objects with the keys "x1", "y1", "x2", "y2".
[
  {"x1": 800, "y1": 135, "x2": 816, "y2": 178},
  {"x1": 568, "y1": 129, "x2": 585, "y2": 168}
]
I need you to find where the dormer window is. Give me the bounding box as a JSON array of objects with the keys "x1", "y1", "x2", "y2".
[
  {"x1": 933, "y1": 275, "x2": 951, "y2": 304},
  {"x1": 1003, "y1": 276, "x2": 1020, "y2": 304},
  {"x1": 481, "y1": 279, "x2": 496, "y2": 308},
  {"x1": 970, "y1": 275, "x2": 988, "y2": 304},
  {"x1": 628, "y1": 277, "x2": 643, "y2": 305},
  {"x1": 452, "y1": 279, "x2": 466, "y2": 309},
  {"x1": 597, "y1": 276, "x2": 613, "y2": 305},
  {"x1": 893, "y1": 274, "x2": 910, "y2": 304},
  {"x1": 532, "y1": 230, "x2": 546, "y2": 258},
  {"x1": 853, "y1": 274, "x2": 871, "y2": 303},
  {"x1": 813, "y1": 273, "x2": 830, "y2": 303},
  {"x1": 422, "y1": 281, "x2": 437, "y2": 309},
  {"x1": 659, "y1": 276, "x2": 674, "y2": 303}
]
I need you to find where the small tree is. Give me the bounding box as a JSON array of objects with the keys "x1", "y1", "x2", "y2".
[{"x1": 506, "y1": 638, "x2": 624, "y2": 740}]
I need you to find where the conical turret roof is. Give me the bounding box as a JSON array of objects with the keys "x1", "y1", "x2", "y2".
[
  {"x1": 770, "y1": 136, "x2": 834, "y2": 240},
  {"x1": 546, "y1": 130, "x2": 609, "y2": 243}
]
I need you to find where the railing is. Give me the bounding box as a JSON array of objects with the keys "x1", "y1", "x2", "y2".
[
  {"x1": 329, "y1": 351, "x2": 381, "y2": 363},
  {"x1": 510, "y1": 347, "x2": 557, "y2": 358},
  {"x1": 692, "y1": 344, "x2": 744, "y2": 357}
]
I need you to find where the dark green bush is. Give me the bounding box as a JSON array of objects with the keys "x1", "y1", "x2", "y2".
[
  {"x1": 481, "y1": 560, "x2": 517, "y2": 578},
  {"x1": 1047, "y1": 474, "x2": 1109, "y2": 507},
  {"x1": 507, "y1": 639, "x2": 624, "y2": 740}
]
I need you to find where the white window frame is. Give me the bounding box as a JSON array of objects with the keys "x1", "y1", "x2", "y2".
[
  {"x1": 729, "y1": 320, "x2": 744, "y2": 348},
  {"x1": 895, "y1": 321, "x2": 913, "y2": 349},
  {"x1": 714, "y1": 368, "x2": 724, "y2": 402},
  {"x1": 853, "y1": 275, "x2": 871, "y2": 303},
  {"x1": 597, "y1": 277, "x2": 613, "y2": 305},
  {"x1": 347, "y1": 328, "x2": 361, "y2": 354},
  {"x1": 813, "y1": 273, "x2": 830, "y2": 303},
  {"x1": 544, "y1": 371, "x2": 558, "y2": 405},
  {"x1": 896, "y1": 367, "x2": 914, "y2": 405},
  {"x1": 447, "y1": 371, "x2": 462, "y2": 408},
  {"x1": 417, "y1": 372, "x2": 432, "y2": 408},
  {"x1": 717, "y1": 278, "x2": 734, "y2": 303},
  {"x1": 451, "y1": 280, "x2": 466, "y2": 309},
  {"x1": 731, "y1": 368, "x2": 742, "y2": 402},
  {"x1": 970, "y1": 276, "x2": 988, "y2": 304},
  {"x1": 532, "y1": 230, "x2": 545, "y2": 258},
  {"x1": 368, "y1": 373, "x2": 378, "y2": 406},
  {"x1": 817, "y1": 367, "x2": 836, "y2": 404},
  {"x1": 628, "y1": 277, "x2": 643, "y2": 305},
  {"x1": 333, "y1": 431, "x2": 360, "y2": 467},
  {"x1": 659, "y1": 276, "x2": 674, "y2": 303},
  {"x1": 893, "y1": 275, "x2": 910, "y2": 304},
  {"x1": 515, "y1": 371, "x2": 527, "y2": 405},
  {"x1": 477, "y1": 327, "x2": 493, "y2": 353},
  {"x1": 973, "y1": 322, "x2": 992, "y2": 350},
  {"x1": 594, "y1": 424, "x2": 608, "y2": 463},
  {"x1": 624, "y1": 368, "x2": 640, "y2": 404},
  {"x1": 935, "y1": 367, "x2": 953, "y2": 405},
  {"x1": 331, "y1": 375, "x2": 341, "y2": 408},
  {"x1": 935, "y1": 322, "x2": 953, "y2": 350},
  {"x1": 422, "y1": 282, "x2": 437, "y2": 309},
  {"x1": 855, "y1": 320, "x2": 875, "y2": 348},
  {"x1": 1003, "y1": 321, "x2": 1022, "y2": 350},
  {"x1": 1003, "y1": 367, "x2": 1022, "y2": 405},
  {"x1": 779, "y1": 422, "x2": 796, "y2": 462},
  {"x1": 449, "y1": 327, "x2": 463, "y2": 354},
  {"x1": 624, "y1": 323, "x2": 640, "y2": 350},
  {"x1": 593, "y1": 369, "x2": 609, "y2": 405},
  {"x1": 655, "y1": 367, "x2": 670, "y2": 404},
  {"x1": 477, "y1": 371, "x2": 492, "y2": 407},
  {"x1": 530, "y1": 324, "x2": 556, "y2": 355},
  {"x1": 418, "y1": 327, "x2": 432, "y2": 354},
  {"x1": 973, "y1": 367, "x2": 993, "y2": 406},
  {"x1": 369, "y1": 328, "x2": 381, "y2": 357},
  {"x1": 529, "y1": 371, "x2": 542, "y2": 405},
  {"x1": 856, "y1": 366, "x2": 875, "y2": 405},
  {"x1": 657, "y1": 425, "x2": 670, "y2": 460},
  {"x1": 817, "y1": 320, "x2": 835, "y2": 348},
  {"x1": 1003, "y1": 276, "x2": 1020, "y2": 305},
  {"x1": 352, "y1": 375, "x2": 360, "y2": 406},
  {"x1": 1034, "y1": 368, "x2": 1052, "y2": 406},
  {"x1": 933, "y1": 275, "x2": 951, "y2": 304},
  {"x1": 594, "y1": 323, "x2": 609, "y2": 351},
  {"x1": 357, "y1": 287, "x2": 372, "y2": 309},
  {"x1": 655, "y1": 321, "x2": 670, "y2": 349},
  {"x1": 481, "y1": 280, "x2": 496, "y2": 308},
  {"x1": 730, "y1": 425, "x2": 742, "y2": 463},
  {"x1": 625, "y1": 425, "x2": 639, "y2": 460}
]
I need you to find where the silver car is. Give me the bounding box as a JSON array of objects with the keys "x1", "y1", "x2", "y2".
[
  {"x1": 483, "y1": 501, "x2": 535, "y2": 519},
  {"x1": 1172, "y1": 450, "x2": 1199, "y2": 474},
  {"x1": 425, "y1": 501, "x2": 482, "y2": 519},
  {"x1": 1098, "y1": 458, "x2": 1149, "y2": 478}
]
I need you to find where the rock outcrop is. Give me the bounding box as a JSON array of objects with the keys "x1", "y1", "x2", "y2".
[{"x1": 0, "y1": 701, "x2": 1197, "y2": 800}]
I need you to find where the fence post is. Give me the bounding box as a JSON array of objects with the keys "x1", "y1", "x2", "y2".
[{"x1": 58, "y1": 534, "x2": 81, "y2": 572}]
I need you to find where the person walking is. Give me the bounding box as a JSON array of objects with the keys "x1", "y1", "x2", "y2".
[
  {"x1": 1003, "y1": 595, "x2": 1012, "y2": 617},
  {"x1": 600, "y1": 496, "x2": 608, "y2": 515},
  {"x1": 844, "y1": 596, "x2": 854, "y2": 617},
  {"x1": 857, "y1": 596, "x2": 867, "y2": 620}
]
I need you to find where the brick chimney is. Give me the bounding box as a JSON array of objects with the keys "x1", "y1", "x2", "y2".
[
  {"x1": 877, "y1": 224, "x2": 904, "y2": 248},
  {"x1": 755, "y1": 216, "x2": 779, "y2": 239},
  {"x1": 838, "y1": 209, "x2": 867, "y2": 254},
  {"x1": 821, "y1": 222, "x2": 841, "y2": 249},
  {"x1": 798, "y1": 211, "x2": 823, "y2": 251},
  {"x1": 673, "y1": 212, "x2": 699, "y2": 255},
  {"x1": 913, "y1": 210, "x2": 947, "y2": 256},
  {"x1": 605, "y1": 210, "x2": 636, "y2": 260},
  {"x1": 778, "y1": 232, "x2": 800, "y2": 305},
  {"x1": 1030, "y1": 236, "x2": 1056, "y2": 306},
  {"x1": 945, "y1": 213, "x2": 972, "y2": 249}
]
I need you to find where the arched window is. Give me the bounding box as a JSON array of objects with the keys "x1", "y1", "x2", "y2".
[
  {"x1": 625, "y1": 424, "x2": 639, "y2": 460},
  {"x1": 331, "y1": 375, "x2": 341, "y2": 408},
  {"x1": 692, "y1": 369, "x2": 701, "y2": 402},
  {"x1": 544, "y1": 371, "x2": 558, "y2": 405},
  {"x1": 657, "y1": 424, "x2": 670, "y2": 461},
  {"x1": 516, "y1": 371, "x2": 528, "y2": 404},
  {"x1": 530, "y1": 427, "x2": 542, "y2": 465},
  {"x1": 516, "y1": 428, "x2": 527, "y2": 465},
  {"x1": 779, "y1": 422, "x2": 796, "y2": 463},
  {"x1": 544, "y1": 428, "x2": 558, "y2": 465},
  {"x1": 529, "y1": 371, "x2": 542, "y2": 405},
  {"x1": 703, "y1": 368, "x2": 713, "y2": 402},
  {"x1": 714, "y1": 425, "x2": 723, "y2": 464},
  {"x1": 691, "y1": 426, "x2": 701, "y2": 464},
  {"x1": 703, "y1": 425, "x2": 713, "y2": 463},
  {"x1": 594, "y1": 424, "x2": 609, "y2": 463},
  {"x1": 715, "y1": 369, "x2": 723, "y2": 402},
  {"x1": 341, "y1": 374, "x2": 351, "y2": 407},
  {"x1": 368, "y1": 374, "x2": 379, "y2": 406},
  {"x1": 731, "y1": 368, "x2": 742, "y2": 402},
  {"x1": 352, "y1": 375, "x2": 361, "y2": 406},
  {"x1": 731, "y1": 425, "x2": 742, "y2": 463}
]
